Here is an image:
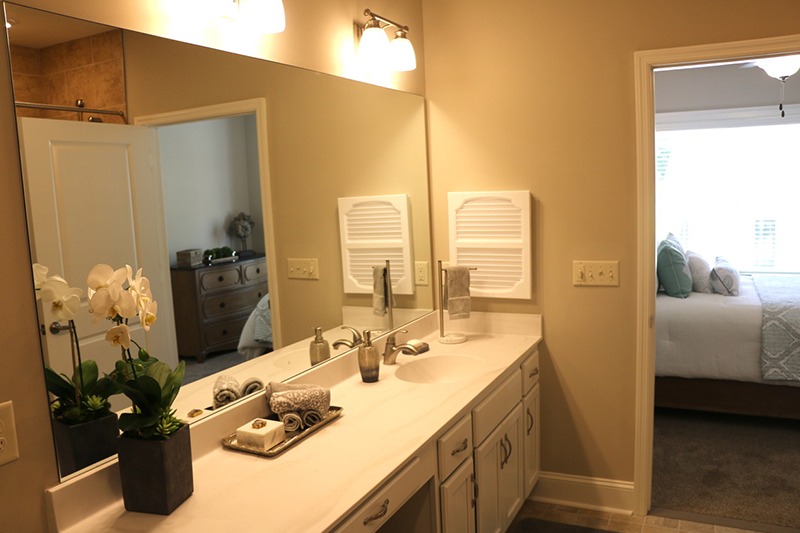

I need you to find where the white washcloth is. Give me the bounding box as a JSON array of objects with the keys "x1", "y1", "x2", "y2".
[
  {"x1": 213, "y1": 374, "x2": 241, "y2": 409},
  {"x1": 445, "y1": 266, "x2": 471, "y2": 320}
]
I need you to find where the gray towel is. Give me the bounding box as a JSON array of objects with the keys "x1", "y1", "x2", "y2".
[
  {"x1": 280, "y1": 412, "x2": 303, "y2": 432},
  {"x1": 302, "y1": 410, "x2": 325, "y2": 427},
  {"x1": 373, "y1": 266, "x2": 388, "y2": 316},
  {"x1": 264, "y1": 382, "x2": 329, "y2": 418},
  {"x1": 213, "y1": 374, "x2": 241, "y2": 409},
  {"x1": 240, "y1": 376, "x2": 265, "y2": 396},
  {"x1": 445, "y1": 266, "x2": 471, "y2": 320},
  {"x1": 269, "y1": 386, "x2": 330, "y2": 416}
]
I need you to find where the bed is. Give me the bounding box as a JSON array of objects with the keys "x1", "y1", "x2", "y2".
[
  {"x1": 237, "y1": 293, "x2": 273, "y2": 359},
  {"x1": 655, "y1": 274, "x2": 800, "y2": 419}
]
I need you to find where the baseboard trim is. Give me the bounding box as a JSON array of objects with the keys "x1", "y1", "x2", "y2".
[{"x1": 530, "y1": 471, "x2": 636, "y2": 515}]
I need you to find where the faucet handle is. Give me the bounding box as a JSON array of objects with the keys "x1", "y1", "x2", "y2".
[
  {"x1": 387, "y1": 328, "x2": 408, "y2": 344},
  {"x1": 340, "y1": 325, "x2": 362, "y2": 344}
]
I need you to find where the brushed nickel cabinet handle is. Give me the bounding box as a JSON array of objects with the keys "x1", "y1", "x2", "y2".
[
  {"x1": 529, "y1": 367, "x2": 539, "y2": 378},
  {"x1": 451, "y1": 438, "x2": 469, "y2": 456},
  {"x1": 527, "y1": 408, "x2": 535, "y2": 435},
  {"x1": 362, "y1": 499, "x2": 389, "y2": 525}
]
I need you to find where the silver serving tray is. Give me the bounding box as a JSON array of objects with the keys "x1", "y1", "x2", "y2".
[{"x1": 221, "y1": 406, "x2": 343, "y2": 458}]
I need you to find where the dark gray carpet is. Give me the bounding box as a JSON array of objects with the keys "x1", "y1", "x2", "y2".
[
  {"x1": 182, "y1": 350, "x2": 248, "y2": 384},
  {"x1": 509, "y1": 518, "x2": 605, "y2": 533},
  {"x1": 652, "y1": 408, "x2": 800, "y2": 529}
]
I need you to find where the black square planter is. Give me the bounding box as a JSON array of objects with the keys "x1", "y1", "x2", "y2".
[
  {"x1": 117, "y1": 424, "x2": 194, "y2": 515},
  {"x1": 52, "y1": 413, "x2": 118, "y2": 477}
]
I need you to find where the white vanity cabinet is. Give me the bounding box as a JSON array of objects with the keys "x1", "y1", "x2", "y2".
[
  {"x1": 521, "y1": 350, "x2": 541, "y2": 496},
  {"x1": 472, "y1": 369, "x2": 525, "y2": 533},
  {"x1": 439, "y1": 414, "x2": 476, "y2": 533}
]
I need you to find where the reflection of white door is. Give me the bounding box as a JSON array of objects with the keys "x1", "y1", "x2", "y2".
[{"x1": 18, "y1": 118, "x2": 178, "y2": 393}]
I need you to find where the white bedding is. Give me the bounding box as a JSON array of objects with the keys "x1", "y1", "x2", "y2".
[{"x1": 656, "y1": 275, "x2": 768, "y2": 384}]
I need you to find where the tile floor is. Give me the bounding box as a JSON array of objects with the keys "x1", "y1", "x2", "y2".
[{"x1": 510, "y1": 500, "x2": 765, "y2": 533}]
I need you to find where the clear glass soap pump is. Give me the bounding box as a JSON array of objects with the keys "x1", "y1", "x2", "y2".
[{"x1": 309, "y1": 326, "x2": 330, "y2": 365}]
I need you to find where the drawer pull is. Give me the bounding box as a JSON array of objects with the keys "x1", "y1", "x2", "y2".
[
  {"x1": 218, "y1": 275, "x2": 225, "y2": 282},
  {"x1": 256, "y1": 268, "x2": 261, "y2": 274},
  {"x1": 362, "y1": 498, "x2": 389, "y2": 525},
  {"x1": 222, "y1": 329, "x2": 228, "y2": 336},
  {"x1": 529, "y1": 367, "x2": 539, "y2": 378},
  {"x1": 527, "y1": 408, "x2": 535, "y2": 435},
  {"x1": 450, "y1": 438, "x2": 468, "y2": 456},
  {"x1": 499, "y1": 438, "x2": 508, "y2": 469},
  {"x1": 258, "y1": 292, "x2": 263, "y2": 298},
  {"x1": 505, "y1": 434, "x2": 513, "y2": 463},
  {"x1": 219, "y1": 302, "x2": 226, "y2": 309}
]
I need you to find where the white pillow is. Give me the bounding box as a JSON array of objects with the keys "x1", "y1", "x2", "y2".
[
  {"x1": 686, "y1": 251, "x2": 712, "y2": 293},
  {"x1": 710, "y1": 257, "x2": 740, "y2": 296}
]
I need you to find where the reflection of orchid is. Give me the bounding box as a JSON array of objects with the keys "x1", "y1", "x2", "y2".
[
  {"x1": 39, "y1": 277, "x2": 82, "y2": 321},
  {"x1": 106, "y1": 324, "x2": 132, "y2": 349}
]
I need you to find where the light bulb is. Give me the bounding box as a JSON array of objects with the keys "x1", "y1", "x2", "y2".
[
  {"x1": 755, "y1": 55, "x2": 800, "y2": 80},
  {"x1": 359, "y1": 20, "x2": 390, "y2": 68}
]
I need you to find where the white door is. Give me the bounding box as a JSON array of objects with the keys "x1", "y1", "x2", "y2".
[{"x1": 19, "y1": 118, "x2": 178, "y2": 398}]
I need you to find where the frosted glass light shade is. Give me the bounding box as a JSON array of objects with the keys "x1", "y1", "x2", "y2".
[
  {"x1": 756, "y1": 55, "x2": 800, "y2": 80},
  {"x1": 359, "y1": 24, "x2": 390, "y2": 67},
  {"x1": 390, "y1": 34, "x2": 416, "y2": 72},
  {"x1": 238, "y1": 0, "x2": 286, "y2": 34}
]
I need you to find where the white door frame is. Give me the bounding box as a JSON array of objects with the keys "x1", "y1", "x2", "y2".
[
  {"x1": 133, "y1": 98, "x2": 282, "y2": 348},
  {"x1": 633, "y1": 33, "x2": 800, "y2": 516}
]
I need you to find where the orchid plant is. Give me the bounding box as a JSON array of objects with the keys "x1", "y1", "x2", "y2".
[
  {"x1": 87, "y1": 264, "x2": 186, "y2": 440},
  {"x1": 34, "y1": 264, "x2": 117, "y2": 424}
]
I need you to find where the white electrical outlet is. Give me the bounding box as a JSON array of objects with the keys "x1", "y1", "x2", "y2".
[
  {"x1": 573, "y1": 260, "x2": 619, "y2": 286},
  {"x1": 415, "y1": 261, "x2": 429, "y2": 285},
  {"x1": 287, "y1": 258, "x2": 319, "y2": 280},
  {"x1": 0, "y1": 400, "x2": 20, "y2": 466}
]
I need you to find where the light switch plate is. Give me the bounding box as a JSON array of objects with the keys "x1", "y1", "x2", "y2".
[
  {"x1": 0, "y1": 400, "x2": 20, "y2": 466},
  {"x1": 287, "y1": 258, "x2": 319, "y2": 280},
  {"x1": 573, "y1": 260, "x2": 619, "y2": 286}
]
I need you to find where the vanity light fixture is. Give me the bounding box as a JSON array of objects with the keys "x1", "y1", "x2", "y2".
[
  {"x1": 230, "y1": 0, "x2": 286, "y2": 34},
  {"x1": 755, "y1": 54, "x2": 800, "y2": 118},
  {"x1": 357, "y1": 9, "x2": 416, "y2": 72}
]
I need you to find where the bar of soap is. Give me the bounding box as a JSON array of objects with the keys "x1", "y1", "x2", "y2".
[{"x1": 236, "y1": 418, "x2": 285, "y2": 451}]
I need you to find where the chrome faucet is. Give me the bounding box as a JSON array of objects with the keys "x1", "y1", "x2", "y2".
[
  {"x1": 332, "y1": 325, "x2": 363, "y2": 350},
  {"x1": 383, "y1": 329, "x2": 430, "y2": 365}
]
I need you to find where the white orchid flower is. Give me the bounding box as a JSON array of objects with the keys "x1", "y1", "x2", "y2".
[
  {"x1": 87, "y1": 264, "x2": 136, "y2": 320},
  {"x1": 39, "y1": 278, "x2": 82, "y2": 321},
  {"x1": 126, "y1": 266, "x2": 153, "y2": 307},
  {"x1": 105, "y1": 323, "x2": 131, "y2": 349},
  {"x1": 139, "y1": 298, "x2": 158, "y2": 331},
  {"x1": 32, "y1": 263, "x2": 50, "y2": 290}
]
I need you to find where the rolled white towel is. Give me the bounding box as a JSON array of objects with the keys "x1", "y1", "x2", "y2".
[
  {"x1": 213, "y1": 374, "x2": 241, "y2": 409},
  {"x1": 240, "y1": 376, "x2": 265, "y2": 396}
]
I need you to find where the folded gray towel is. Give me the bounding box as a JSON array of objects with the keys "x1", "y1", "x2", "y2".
[
  {"x1": 264, "y1": 382, "x2": 328, "y2": 418},
  {"x1": 269, "y1": 386, "x2": 330, "y2": 417},
  {"x1": 280, "y1": 412, "x2": 303, "y2": 432},
  {"x1": 240, "y1": 376, "x2": 265, "y2": 396},
  {"x1": 445, "y1": 266, "x2": 471, "y2": 320},
  {"x1": 302, "y1": 410, "x2": 325, "y2": 427},
  {"x1": 213, "y1": 374, "x2": 241, "y2": 409}
]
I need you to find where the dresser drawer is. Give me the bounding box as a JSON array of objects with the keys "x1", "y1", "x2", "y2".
[
  {"x1": 202, "y1": 287, "x2": 262, "y2": 319},
  {"x1": 199, "y1": 266, "x2": 241, "y2": 292},
  {"x1": 243, "y1": 260, "x2": 268, "y2": 284},
  {"x1": 472, "y1": 369, "x2": 521, "y2": 446},
  {"x1": 521, "y1": 349, "x2": 540, "y2": 395},
  {"x1": 438, "y1": 414, "x2": 472, "y2": 480},
  {"x1": 204, "y1": 316, "x2": 249, "y2": 348}
]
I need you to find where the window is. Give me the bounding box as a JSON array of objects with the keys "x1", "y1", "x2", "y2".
[{"x1": 656, "y1": 111, "x2": 800, "y2": 273}]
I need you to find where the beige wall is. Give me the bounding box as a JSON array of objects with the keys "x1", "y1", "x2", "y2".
[{"x1": 421, "y1": 0, "x2": 800, "y2": 484}]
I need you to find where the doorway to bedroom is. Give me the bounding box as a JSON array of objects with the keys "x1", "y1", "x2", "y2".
[{"x1": 642, "y1": 47, "x2": 800, "y2": 530}]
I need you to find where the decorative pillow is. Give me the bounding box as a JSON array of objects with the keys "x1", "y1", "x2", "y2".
[
  {"x1": 710, "y1": 257, "x2": 740, "y2": 296},
  {"x1": 656, "y1": 234, "x2": 692, "y2": 298},
  {"x1": 686, "y1": 251, "x2": 712, "y2": 293}
]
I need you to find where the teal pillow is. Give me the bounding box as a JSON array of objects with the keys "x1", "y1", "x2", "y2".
[{"x1": 657, "y1": 237, "x2": 692, "y2": 298}]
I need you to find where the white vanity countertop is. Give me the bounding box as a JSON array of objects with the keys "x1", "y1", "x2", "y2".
[{"x1": 60, "y1": 323, "x2": 541, "y2": 532}]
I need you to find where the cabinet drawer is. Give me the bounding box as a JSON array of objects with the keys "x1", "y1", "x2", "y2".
[
  {"x1": 521, "y1": 349, "x2": 540, "y2": 395},
  {"x1": 438, "y1": 414, "x2": 472, "y2": 480},
  {"x1": 472, "y1": 369, "x2": 521, "y2": 446},
  {"x1": 204, "y1": 316, "x2": 248, "y2": 348},
  {"x1": 199, "y1": 266, "x2": 241, "y2": 292},
  {"x1": 243, "y1": 260, "x2": 268, "y2": 284},
  {"x1": 202, "y1": 287, "x2": 263, "y2": 319},
  {"x1": 335, "y1": 447, "x2": 435, "y2": 532}
]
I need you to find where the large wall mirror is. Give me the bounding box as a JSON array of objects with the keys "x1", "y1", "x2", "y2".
[{"x1": 3, "y1": 2, "x2": 433, "y2": 479}]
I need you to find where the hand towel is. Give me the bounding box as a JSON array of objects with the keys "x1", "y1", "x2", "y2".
[
  {"x1": 279, "y1": 412, "x2": 303, "y2": 432},
  {"x1": 269, "y1": 386, "x2": 331, "y2": 417},
  {"x1": 240, "y1": 376, "x2": 265, "y2": 397},
  {"x1": 301, "y1": 410, "x2": 325, "y2": 427},
  {"x1": 445, "y1": 266, "x2": 471, "y2": 320},
  {"x1": 373, "y1": 265, "x2": 388, "y2": 316},
  {"x1": 213, "y1": 374, "x2": 241, "y2": 409},
  {"x1": 264, "y1": 382, "x2": 329, "y2": 418}
]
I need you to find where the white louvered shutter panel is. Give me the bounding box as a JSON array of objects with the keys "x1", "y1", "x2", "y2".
[
  {"x1": 338, "y1": 194, "x2": 413, "y2": 295},
  {"x1": 448, "y1": 191, "x2": 531, "y2": 299}
]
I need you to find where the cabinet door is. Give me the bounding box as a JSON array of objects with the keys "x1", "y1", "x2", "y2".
[
  {"x1": 474, "y1": 403, "x2": 523, "y2": 533},
  {"x1": 523, "y1": 384, "x2": 540, "y2": 497},
  {"x1": 441, "y1": 457, "x2": 475, "y2": 533}
]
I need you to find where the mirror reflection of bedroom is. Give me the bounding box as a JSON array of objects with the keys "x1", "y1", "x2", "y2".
[{"x1": 652, "y1": 56, "x2": 800, "y2": 531}]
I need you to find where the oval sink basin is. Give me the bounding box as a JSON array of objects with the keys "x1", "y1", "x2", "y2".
[{"x1": 394, "y1": 355, "x2": 486, "y2": 384}]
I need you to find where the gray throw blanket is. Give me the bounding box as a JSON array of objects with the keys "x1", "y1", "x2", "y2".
[{"x1": 752, "y1": 274, "x2": 800, "y2": 381}]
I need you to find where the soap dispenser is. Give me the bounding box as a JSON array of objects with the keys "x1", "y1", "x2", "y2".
[
  {"x1": 309, "y1": 327, "x2": 331, "y2": 365},
  {"x1": 358, "y1": 330, "x2": 380, "y2": 383}
]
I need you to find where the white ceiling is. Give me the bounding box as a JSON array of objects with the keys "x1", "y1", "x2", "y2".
[{"x1": 5, "y1": 4, "x2": 110, "y2": 49}]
